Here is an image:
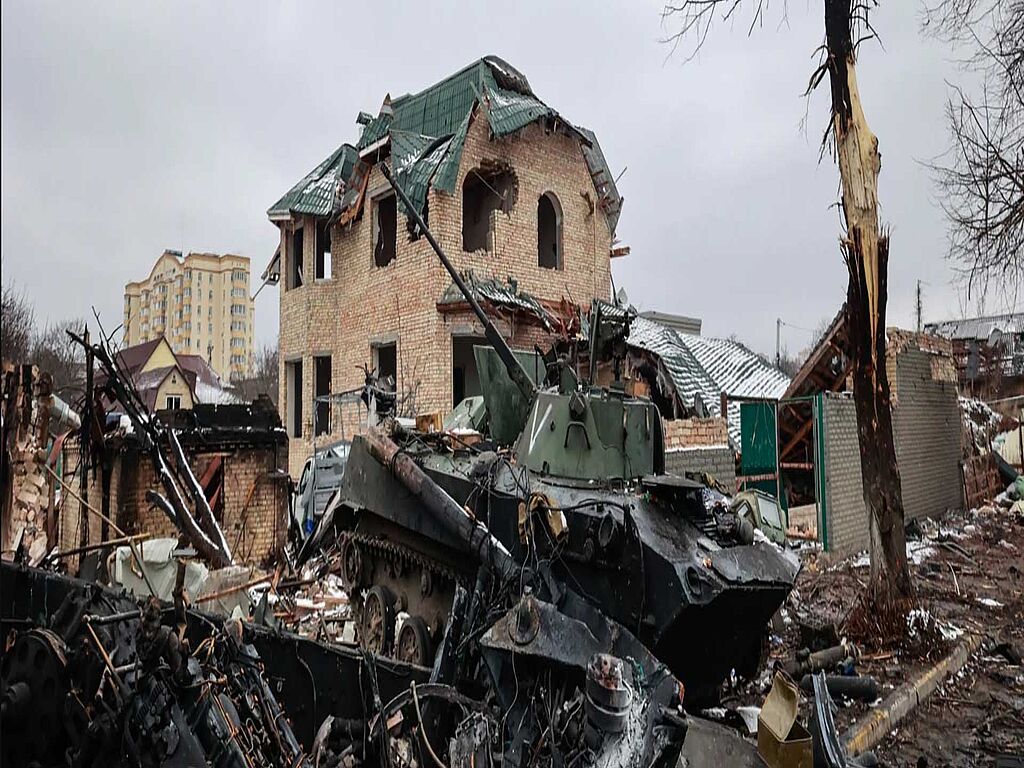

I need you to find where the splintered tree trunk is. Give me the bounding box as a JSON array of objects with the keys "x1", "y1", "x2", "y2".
[{"x1": 824, "y1": 0, "x2": 912, "y2": 599}]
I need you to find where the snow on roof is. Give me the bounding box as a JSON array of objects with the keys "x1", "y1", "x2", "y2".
[
  {"x1": 924, "y1": 313, "x2": 1023, "y2": 342},
  {"x1": 628, "y1": 315, "x2": 790, "y2": 448}
]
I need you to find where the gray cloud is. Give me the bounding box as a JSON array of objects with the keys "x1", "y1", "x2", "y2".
[{"x1": 1, "y1": 0, "x2": 991, "y2": 360}]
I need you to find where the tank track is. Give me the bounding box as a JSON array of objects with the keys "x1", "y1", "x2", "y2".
[{"x1": 339, "y1": 530, "x2": 468, "y2": 588}]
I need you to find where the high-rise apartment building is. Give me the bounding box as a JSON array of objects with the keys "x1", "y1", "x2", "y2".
[{"x1": 123, "y1": 250, "x2": 254, "y2": 381}]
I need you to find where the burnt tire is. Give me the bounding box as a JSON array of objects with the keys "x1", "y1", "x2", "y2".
[
  {"x1": 360, "y1": 585, "x2": 396, "y2": 655},
  {"x1": 396, "y1": 616, "x2": 433, "y2": 666}
]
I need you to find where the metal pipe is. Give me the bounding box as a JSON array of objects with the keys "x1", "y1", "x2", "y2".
[
  {"x1": 362, "y1": 427, "x2": 518, "y2": 582},
  {"x1": 379, "y1": 162, "x2": 536, "y2": 402},
  {"x1": 50, "y1": 533, "x2": 153, "y2": 559},
  {"x1": 45, "y1": 394, "x2": 81, "y2": 435}
]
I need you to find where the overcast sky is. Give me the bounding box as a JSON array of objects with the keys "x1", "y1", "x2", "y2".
[{"x1": 2, "y1": 0, "x2": 1011, "y2": 360}]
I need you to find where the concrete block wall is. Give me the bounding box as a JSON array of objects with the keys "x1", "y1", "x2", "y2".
[
  {"x1": 664, "y1": 446, "x2": 736, "y2": 490},
  {"x1": 822, "y1": 393, "x2": 870, "y2": 555},
  {"x1": 821, "y1": 340, "x2": 965, "y2": 556},
  {"x1": 891, "y1": 347, "x2": 964, "y2": 520}
]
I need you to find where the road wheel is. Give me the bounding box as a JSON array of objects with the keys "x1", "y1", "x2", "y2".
[
  {"x1": 340, "y1": 537, "x2": 364, "y2": 590},
  {"x1": 360, "y1": 585, "x2": 395, "y2": 655},
  {"x1": 396, "y1": 615, "x2": 433, "y2": 666}
]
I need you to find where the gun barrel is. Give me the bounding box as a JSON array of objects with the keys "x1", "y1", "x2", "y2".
[{"x1": 380, "y1": 163, "x2": 536, "y2": 402}]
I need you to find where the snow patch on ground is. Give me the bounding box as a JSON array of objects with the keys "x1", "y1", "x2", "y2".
[{"x1": 849, "y1": 540, "x2": 934, "y2": 569}]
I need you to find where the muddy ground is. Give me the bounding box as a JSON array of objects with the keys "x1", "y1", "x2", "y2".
[{"x1": 717, "y1": 503, "x2": 1023, "y2": 765}]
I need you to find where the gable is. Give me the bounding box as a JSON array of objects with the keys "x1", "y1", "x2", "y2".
[{"x1": 140, "y1": 338, "x2": 178, "y2": 373}]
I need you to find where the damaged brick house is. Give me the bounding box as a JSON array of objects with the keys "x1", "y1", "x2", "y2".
[
  {"x1": 262, "y1": 56, "x2": 623, "y2": 476},
  {"x1": 57, "y1": 399, "x2": 290, "y2": 570}
]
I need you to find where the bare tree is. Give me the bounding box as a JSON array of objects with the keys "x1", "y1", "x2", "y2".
[
  {"x1": 31, "y1": 320, "x2": 88, "y2": 397},
  {"x1": 1, "y1": 283, "x2": 35, "y2": 365},
  {"x1": 232, "y1": 343, "x2": 279, "y2": 404},
  {"x1": 664, "y1": 0, "x2": 913, "y2": 600},
  {"x1": 923, "y1": 0, "x2": 1023, "y2": 304}
]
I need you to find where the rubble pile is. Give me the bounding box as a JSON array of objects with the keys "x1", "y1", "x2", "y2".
[{"x1": 706, "y1": 501, "x2": 1024, "y2": 766}]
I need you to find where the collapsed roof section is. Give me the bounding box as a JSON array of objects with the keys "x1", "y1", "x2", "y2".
[
  {"x1": 437, "y1": 270, "x2": 560, "y2": 332},
  {"x1": 267, "y1": 56, "x2": 623, "y2": 235},
  {"x1": 627, "y1": 314, "x2": 790, "y2": 448},
  {"x1": 267, "y1": 144, "x2": 360, "y2": 220}
]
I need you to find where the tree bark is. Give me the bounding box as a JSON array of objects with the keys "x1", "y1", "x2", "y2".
[{"x1": 824, "y1": 0, "x2": 913, "y2": 599}]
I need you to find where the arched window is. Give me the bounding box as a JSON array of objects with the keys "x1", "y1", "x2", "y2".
[{"x1": 537, "y1": 192, "x2": 562, "y2": 270}]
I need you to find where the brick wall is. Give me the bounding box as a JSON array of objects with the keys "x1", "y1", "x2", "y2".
[
  {"x1": 60, "y1": 440, "x2": 288, "y2": 569},
  {"x1": 663, "y1": 417, "x2": 729, "y2": 450},
  {"x1": 277, "y1": 112, "x2": 614, "y2": 477},
  {"x1": 664, "y1": 446, "x2": 736, "y2": 489}
]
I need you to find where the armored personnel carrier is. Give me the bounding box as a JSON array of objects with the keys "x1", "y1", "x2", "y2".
[{"x1": 325, "y1": 164, "x2": 799, "y2": 703}]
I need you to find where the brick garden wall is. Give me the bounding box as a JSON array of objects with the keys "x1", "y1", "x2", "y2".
[
  {"x1": 59, "y1": 440, "x2": 288, "y2": 569},
  {"x1": 277, "y1": 112, "x2": 614, "y2": 478},
  {"x1": 661, "y1": 416, "x2": 735, "y2": 488}
]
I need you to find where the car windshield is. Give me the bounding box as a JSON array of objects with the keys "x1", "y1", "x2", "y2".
[{"x1": 757, "y1": 495, "x2": 783, "y2": 529}]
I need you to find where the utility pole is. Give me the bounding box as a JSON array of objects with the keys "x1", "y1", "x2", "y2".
[
  {"x1": 776, "y1": 318, "x2": 781, "y2": 367},
  {"x1": 79, "y1": 326, "x2": 92, "y2": 549},
  {"x1": 915, "y1": 280, "x2": 923, "y2": 333}
]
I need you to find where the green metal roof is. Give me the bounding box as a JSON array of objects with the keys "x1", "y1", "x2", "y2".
[
  {"x1": 270, "y1": 56, "x2": 622, "y2": 234},
  {"x1": 268, "y1": 143, "x2": 358, "y2": 218}
]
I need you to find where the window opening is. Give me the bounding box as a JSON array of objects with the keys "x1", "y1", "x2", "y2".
[
  {"x1": 286, "y1": 360, "x2": 304, "y2": 438},
  {"x1": 462, "y1": 163, "x2": 518, "y2": 253},
  {"x1": 373, "y1": 195, "x2": 397, "y2": 267},
  {"x1": 288, "y1": 227, "x2": 304, "y2": 289},
  {"x1": 315, "y1": 220, "x2": 332, "y2": 279},
  {"x1": 538, "y1": 192, "x2": 563, "y2": 269},
  {"x1": 314, "y1": 355, "x2": 331, "y2": 436}
]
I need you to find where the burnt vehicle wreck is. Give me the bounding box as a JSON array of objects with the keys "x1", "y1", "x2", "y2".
[
  {"x1": 1, "y1": 497, "x2": 688, "y2": 768},
  {"x1": 306, "y1": 163, "x2": 800, "y2": 704},
  {"x1": 2, "y1": 298, "x2": 690, "y2": 767},
  {"x1": 0, "y1": 160, "x2": 795, "y2": 768}
]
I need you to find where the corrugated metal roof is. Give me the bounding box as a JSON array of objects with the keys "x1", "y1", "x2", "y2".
[
  {"x1": 924, "y1": 313, "x2": 1023, "y2": 342},
  {"x1": 627, "y1": 315, "x2": 790, "y2": 448},
  {"x1": 270, "y1": 57, "x2": 622, "y2": 235}
]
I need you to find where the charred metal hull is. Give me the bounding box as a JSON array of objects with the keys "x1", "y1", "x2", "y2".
[{"x1": 337, "y1": 436, "x2": 799, "y2": 702}]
